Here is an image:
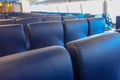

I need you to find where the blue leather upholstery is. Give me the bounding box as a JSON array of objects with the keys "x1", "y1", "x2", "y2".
[
  {"x1": 116, "y1": 16, "x2": 120, "y2": 29},
  {"x1": 0, "y1": 24, "x2": 28, "y2": 56},
  {"x1": 16, "y1": 17, "x2": 42, "y2": 30},
  {"x1": 63, "y1": 19, "x2": 88, "y2": 43},
  {"x1": 0, "y1": 46, "x2": 73, "y2": 80},
  {"x1": 88, "y1": 18, "x2": 105, "y2": 36},
  {"x1": 28, "y1": 22, "x2": 64, "y2": 49},
  {"x1": 62, "y1": 16, "x2": 77, "y2": 20},
  {"x1": 16, "y1": 17, "x2": 42, "y2": 32},
  {"x1": 66, "y1": 32, "x2": 120, "y2": 80},
  {"x1": 16, "y1": 17, "x2": 42, "y2": 48},
  {"x1": 0, "y1": 14, "x2": 6, "y2": 19},
  {"x1": 0, "y1": 19, "x2": 14, "y2": 25},
  {"x1": 42, "y1": 16, "x2": 62, "y2": 22},
  {"x1": 6, "y1": 12, "x2": 22, "y2": 16},
  {"x1": 47, "y1": 14, "x2": 61, "y2": 16},
  {"x1": 13, "y1": 14, "x2": 47, "y2": 20}
]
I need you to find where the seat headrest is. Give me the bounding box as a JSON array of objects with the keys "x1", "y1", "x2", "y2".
[
  {"x1": 63, "y1": 19, "x2": 88, "y2": 43},
  {"x1": 0, "y1": 46, "x2": 73, "y2": 80},
  {"x1": 16, "y1": 17, "x2": 42, "y2": 25},
  {"x1": 0, "y1": 24, "x2": 28, "y2": 56},
  {"x1": 63, "y1": 16, "x2": 77, "y2": 20},
  {"x1": 88, "y1": 18, "x2": 105, "y2": 35},
  {"x1": 66, "y1": 32, "x2": 120, "y2": 80},
  {"x1": 42, "y1": 16, "x2": 62, "y2": 22},
  {"x1": 0, "y1": 19, "x2": 14, "y2": 25},
  {"x1": 28, "y1": 21, "x2": 64, "y2": 49},
  {"x1": 16, "y1": 17, "x2": 42, "y2": 47}
]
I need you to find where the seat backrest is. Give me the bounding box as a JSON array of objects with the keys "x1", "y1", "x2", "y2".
[
  {"x1": 66, "y1": 32, "x2": 120, "y2": 80},
  {"x1": 62, "y1": 16, "x2": 77, "y2": 20},
  {"x1": 0, "y1": 19, "x2": 14, "y2": 25},
  {"x1": 0, "y1": 46, "x2": 73, "y2": 80},
  {"x1": 88, "y1": 18, "x2": 105, "y2": 36},
  {"x1": 16, "y1": 17, "x2": 42, "y2": 30},
  {"x1": 0, "y1": 24, "x2": 28, "y2": 56},
  {"x1": 16, "y1": 17, "x2": 42, "y2": 29},
  {"x1": 16, "y1": 17, "x2": 42, "y2": 48},
  {"x1": 6, "y1": 12, "x2": 22, "y2": 16},
  {"x1": 63, "y1": 19, "x2": 88, "y2": 43},
  {"x1": 28, "y1": 21, "x2": 64, "y2": 49},
  {"x1": 12, "y1": 14, "x2": 46, "y2": 20},
  {"x1": 0, "y1": 15, "x2": 6, "y2": 19},
  {"x1": 42, "y1": 16, "x2": 62, "y2": 22},
  {"x1": 6, "y1": 12, "x2": 22, "y2": 19},
  {"x1": 116, "y1": 16, "x2": 120, "y2": 29}
]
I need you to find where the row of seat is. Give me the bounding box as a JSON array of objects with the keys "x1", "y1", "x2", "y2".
[
  {"x1": 0, "y1": 18, "x2": 105, "y2": 57},
  {"x1": 0, "y1": 16, "x2": 77, "y2": 25},
  {"x1": 0, "y1": 12, "x2": 112, "y2": 29},
  {"x1": 0, "y1": 32, "x2": 120, "y2": 80},
  {"x1": 0, "y1": 12, "x2": 93, "y2": 19},
  {"x1": 32, "y1": 12, "x2": 113, "y2": 29},
  {"x1": 0, "y1": 17, "x2": 105, "y2": 36},
  {"x1": 0, "y1": 12, "x2": 77, "y2": 20},
  {"x1": 0, "y1": 12, "x2": 113, "y2": 29}
]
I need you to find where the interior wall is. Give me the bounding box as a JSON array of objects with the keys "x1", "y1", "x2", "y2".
[
  {"x1": 30, "y1": 0, "x2": 116, "y2": 23},
  {"x1": 13, "y1": 3, "x2": 22, "y2": 12},
  {"x1": 82, "y1": 1, "x2": 103, "y2": 14},
  {"x1": 30, "y1": 1, "x2": 103, "y2": 14},
  {"x1": 107, "y1": 0, "x2": 120, "y2": 23},
  {"x1": 20, "y1": 0, "x2": 31, "y2": 12},
  {"x1": 67, "y1": 2, "x2": 82, "y2": 13}
]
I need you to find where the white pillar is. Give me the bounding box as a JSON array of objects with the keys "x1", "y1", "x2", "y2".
[
  {"x1": 103, "y1": 0, "x2": 107, "y2": 14},
  {"x1": 20, "y1": 0, "x2": 31, "y2": 12}
]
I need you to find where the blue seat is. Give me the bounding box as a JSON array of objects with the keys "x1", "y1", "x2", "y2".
[
  {"x1": 6, "y1": 12, "x2": 22, "y2": 19},
  {"x1": 116, "y1": 16, "x2": 120, "y2": 29},
  {"x1": 16, "y1": 17, "x2": 42, "y2": 36},
  {"x1": 63, "y1": 19, "x2": 88, "y2": 43},
  {"x1": 62, "y1": 16, "x2": 77, "y2": 20},
  {"x1": 65, "y1": 13, "x2": 74, "y2": 16},
  {"x1": 42, "y1": 16, "x2": 62, "y2": 22},
  {"x1": 16, "y1": 17, "x2": 42, "y2": 47},
  {"x1": 16, "y1": 17, "x2": 42, "y2": 29},
  {"x1": 0, "y1": 19, "x2": 15, "y2": 25},
  {"x1": 6, "y1": 12, "x2": 22, "y2": 16},
  {"x1": 75, "y1": 13, "x2": 85, "y2": 18},
  {"x1": 88, "y1": 18, "x2": 105, "y2": 36},
  {"x1": 12, "y1": 14, "x2": 46, "y2": 20},
  {"x1": 0, "y1": 24, "x2": 28, "y2": 56},
  {"x1": 66, "y1": 32, "x2": 120, "y2": 80},
  {"x1": 47, "y1": 14, "x2": 61, "y2": 16},
  {"x1": 0, "y1": 14, "x2": 6, "y2": 19},
  {"x1": 0, "y1": 46, "x2": 73, "y2": 80},
  {"x1": 28, "y1": 21, "x2": 64, "y2": 49}
]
